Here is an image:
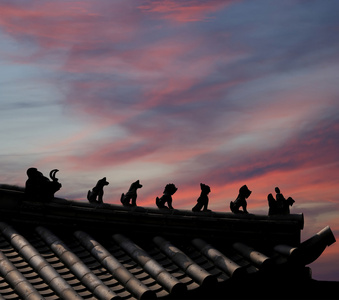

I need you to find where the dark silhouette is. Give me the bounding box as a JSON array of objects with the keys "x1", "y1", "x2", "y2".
[
  {"x1": 25, "y1": 167, "x2": 62, "y2": 202},
  {"x1": 87, "y1": 177, "x2": 109, "y2": 204},
  {"x1": 120, "y1": 180, "x2": 143, "y2": 207},
  {"x1": 268, "y1": 187, "x2": 295, "y2": 215},
  {"x1": 156, "y1": 183, "x2": 178, "y2": 209},
  {"x1": 230, "y1": 185, "x2": 251, "y2": 214},
  {"x1": 267, "y1": 193, "x2": 278, "y2": 215},
  {"x1": 192, "y1": 183, "x2": 211, "y2": 212},
  {"x1": 275, "y1": 187, "x2": 295, "y2": 214}
]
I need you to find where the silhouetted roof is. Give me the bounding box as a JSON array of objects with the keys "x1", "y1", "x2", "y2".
[{"x1": 0, "y1": 189, "x2": 336, "y2": 299}]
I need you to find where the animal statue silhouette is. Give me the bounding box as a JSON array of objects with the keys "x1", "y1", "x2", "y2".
[
  {"x1": 120, "y1": 180, "x2": 143, "y2": 207},
  {"x1": 268, "y1": 187, "x2": 295, "y2": 215},
  {"x1": 192, "y1": 183, "x2": 211, "y2": 212},
  {"x1": 230, "y1": 185, "x2": 252, "y2": 214},
  {"x1": 156, "y1": 183, "x2": 178, "y2": 209},
  {"x1": 25, "y1": 167, "x2": 62, "y2": 202},
  {"x1": 87, "y1": 177, "x2": 109, "y2": 204}
]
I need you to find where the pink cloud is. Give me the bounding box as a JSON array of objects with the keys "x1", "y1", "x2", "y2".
[
  {"x1": 139, "y1": 0, "x2": 235, "y2": 23},
  {"x1": 0, "y1": 0, "x2": 142, "y2": 64},
  {"x1": 0, "y1": 2, "x2": 95, "y2": 48}
]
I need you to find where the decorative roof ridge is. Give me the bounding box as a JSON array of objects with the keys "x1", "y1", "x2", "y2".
[
  {"x1": 0, "y1": 187, "x2": 305, "y2": 247},
  {"x1": 0, "y1": 187, "x2": 304, "y2": 224}
]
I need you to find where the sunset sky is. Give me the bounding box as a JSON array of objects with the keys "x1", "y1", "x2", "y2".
[{"x1": 0, "y1": 0, "x2": 338, "y2": 281}]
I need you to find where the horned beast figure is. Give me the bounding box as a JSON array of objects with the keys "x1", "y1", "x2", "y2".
[
  {"x1": 87, "y1": 177, "x2": 109, "y2": 204},
  {"x1": 156, "y1": 183, "x2": 178, "y2": 209},
  {"x1": 120, "y1": 180, "x2": 143, "y2": 207},
  {"x1": 25, "y1": 167, "x2": 62, "y2": 202}
]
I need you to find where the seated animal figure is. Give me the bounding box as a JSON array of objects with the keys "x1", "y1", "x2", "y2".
[
  {"x1": 25, "y1": 167, "x2": 62, "y2": 202},
  {"x1": 156, "y1": 183, "x2": 178, "y2": 209},
  {"x1": 230, "y1": 185, "x2": 251, "y2": 214},
  {"x1": 120, "y1": 180, "x2": 143, "y2": 207},
  {"x1": 192, "y1": 183, "x2": 211, "y2": 212},
  {"x1": 268, "y1": 187, "x2": 295, "y2": 215},
  {"x1": 87, "y1": 177, "x2": 109, "y2": 204}
]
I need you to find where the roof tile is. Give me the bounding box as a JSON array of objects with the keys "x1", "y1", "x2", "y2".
[{"x1": 0, "y1": 189, "x2": 336, "y2": 299}]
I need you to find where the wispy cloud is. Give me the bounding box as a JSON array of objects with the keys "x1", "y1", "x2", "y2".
[{"x1": 138, "y1": 0, "x2": 235, "y2": 23}]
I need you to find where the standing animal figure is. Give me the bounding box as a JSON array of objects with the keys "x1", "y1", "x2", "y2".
[
  {"x1": 87, "y1": 177, "x2": 109, "y2": 204},
  {"x1": 230, "y1": 185, "x2": 252, "y2": 214},
  {"x1": 268, "y1": 187, "x2": 295, "y2": 215},
  {"x1": 120, "y1": 180, "x2": 143, "y2": 207},
  {"x1": 25, "y1": 167, "x2": 62, "y2": 202},
  {"x1": 156, "y1": 183, "x2": 178, "y2": 209},
  {"x1": 192, "y1": 183, "x2": 211, "y2": 212}
]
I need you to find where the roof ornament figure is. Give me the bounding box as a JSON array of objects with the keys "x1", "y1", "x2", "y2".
[
  {"x1": 87, "y1": 177, "x2": 109, "y2": 204},
  {"x1": 156, "y1": 183, "x2": 178, "y2": 209},
  {"x1": 192, "y1": 183, "x2": 211, "y2": 212},
  {"x1": 268, "y1": 187, "x2": 295, "y2": 215},
  {"x1": 120, "y1": 180, "x2": 143, "y2": 207},
  {"x1": 25, "y1": 167, "x2": 62, "y2": 202},
  {"x1": 230, "y1": 185, "x2": 251, "y2": 214}
]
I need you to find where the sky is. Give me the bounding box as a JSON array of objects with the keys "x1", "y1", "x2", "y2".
[{"x1": 0, "y1": 0, "x2": 338, "y2": 281}]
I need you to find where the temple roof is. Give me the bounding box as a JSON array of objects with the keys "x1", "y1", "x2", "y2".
[{"x1": 0, "y1": 188, "x2": 336, "y2": 299}]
